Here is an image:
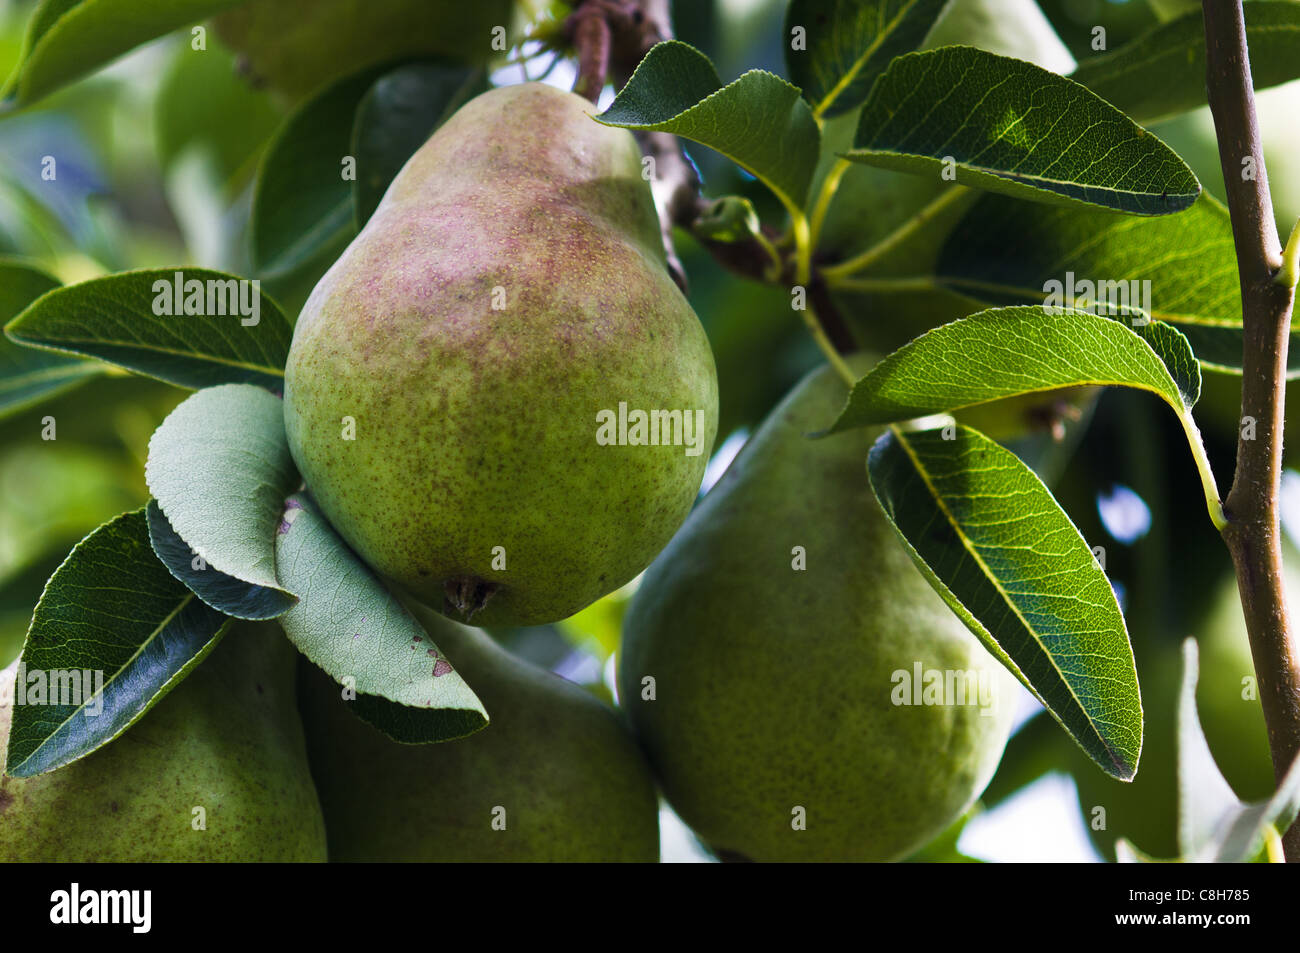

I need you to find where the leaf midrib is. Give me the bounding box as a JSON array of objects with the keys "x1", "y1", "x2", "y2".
[{"x1": 890, "y1": 426, "x2": 1127, "y2": 774}]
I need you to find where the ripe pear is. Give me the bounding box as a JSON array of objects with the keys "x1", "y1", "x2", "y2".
[
  {"x1": 0, "y1": 622, "x2": 327, "y2": 862},
  {"x1": 298, "y1": 603, "x2": 659, "y2": 861},
  {"x1": 214, "y1": 0, "x2": 516, "y2": 103},
  {"x1": 283, "y1": 83, "x2": 718, "y2": 628},
  {"x1": 619, "y1": 359, "x2": 1019, "y2": 862}
]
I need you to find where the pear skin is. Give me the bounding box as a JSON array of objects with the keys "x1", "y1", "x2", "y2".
[
  {"x1": 299, "y1": 605, "x2": 660, "y2": 862},
  {"x1": 283, "y1": 82, "x2": 718, "y2": 628},
  {"x1": 0, "y1": 622, "x2": 327, "y2": 862},
  {"x1": 619, "y1": 360, "x2": 1019, "y2": 862}
]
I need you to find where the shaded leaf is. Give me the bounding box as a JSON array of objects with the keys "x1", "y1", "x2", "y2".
[
  {"x1": 351, "y1": 60, "x2": 485, "y2": 228},
  {"x1": 144, "y1": 384, "x2": 299, "y2": 601},
  {"x1": 830, "y1": 305, "x2": 1199, "y2": 433},
  {"x1": 785, "y1": 0, "x2": 949, "y2": 118},
  {"x1": 0, "y1": 259, "x2": 99, "y2": 418},
  {"x1": 274, "y1": 493, "x2": 486, "y2": 744},
  {"x1": 1071, "y1": 2, "x2": 1300, "y2": 125},
  {"x1": 868, "y1": 424, "x2": 1141, "y2": 778},
  {"x1": 155, "y1": 40, "x2": 283, "y2": 190},
  {"x1": 1, "y1": 0, "x2": 245, "y2": 112},
  {"x1": 935, "y1": 193, "x2": 1281, "y2": 376},
  {"x1": 4, "y1": 268, "x2": 292, "y2": 389},
  {"x1": 252, "y1": 65, "x2": 388, "y2": 275},
  {"x1": 146, "y1": 500, "x2": 295, "y2": 620},
  {"x1": 1177, "y1": 638, "x2": 1300, "y2": 863},
  {"x1": 597, "y1": 40, "x2": 821, "y2": 211},
  {"x1": 3, "y1": 509, "x2": 229, "y2": 777},
  {"x1": 849, "y1": 46, "x2": 1199, "y2": 214}
]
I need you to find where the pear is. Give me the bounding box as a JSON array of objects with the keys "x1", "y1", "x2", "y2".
[
  {"x1": 283, "y1": 83, "x2": 717, "y2": 629},
  {"x1": 0, "y1": 622, "x2": 327, "y2": 862},
  {"x1": 299, "y1": 604, "x2": 660, "y2": 862},
  {"x1": 214, "y1": 0, "x2": 516, "y2": 102},
  {"x1": 619, "y1": 360, "x2": 1019, "y2": 862}
]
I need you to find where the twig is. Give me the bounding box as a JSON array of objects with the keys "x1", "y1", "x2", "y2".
[
  {"x1": 569, "y1": 3, "x2": 611, "y2": 103},
  {"x1": 1202, "y1": 0, "x2": 1300, "y2": 861}
]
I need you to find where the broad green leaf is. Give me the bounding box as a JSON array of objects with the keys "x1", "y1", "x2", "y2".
[
  {"x1": 934, "y1": 193, "x2": 1285, "y2": 376},
  {"x1": 849, "y1": 46, "x2": 1200, "y2": 214},
  {"x1": 784, "y1": 0, "x2": 950, "y2": 118},
  {"x1": 3, "y1": 268, "x2": 292, "y2": 389},
  {"x1": 3, "y1": 508, "x2": 229, "y2": 778},
  {"x1": 830, "y1": 305, "x2": 1200, "y2": 433},
  {"x1": 351, "y1": 60, "x2": 485, "y2": 228},
  {"x1": 0, "y1": 259, "x2": 99, "y2": 417},
  {"x1": 1, "y1": 0, "x2": 245, "y2": 112},
  {"x1": 155, "y1": 40, "x2": 283, "y2": 191},
  {"x1": 596, "y1": 40, "x2": 821, "y2": 212},
  {"x1": 145, "y1": 384, "x2": 299, "y2": 602},
  {"x1": 274, "y1": 493, "x2": 487, "y2": 744},
  {"x1": 252, "y1": 64, "x2": 388, "y2": 275},
  {"x1": 146, "y1": 500, "x2": 295, "y2": 620},
  {"x1": 1177, "y1": 638, "x2": 1300, "y2": 863},
  {"x1": 1071, "y1": 2, "x2": 1300, "y2": 125},
  {"x1": 868, "y1": 424, "x2": 1141, "y2": 778}
]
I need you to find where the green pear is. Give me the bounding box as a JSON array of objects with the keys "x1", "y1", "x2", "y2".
[
  {"x1": 0, "y1": 622, "x2": 327, "y2": 862},
  {"x1": 298, "y1": 604, "x2": 660, "y2": 861},
  {"x1": 283, "y1": 83, "x2": 718, "y2": 628},
  {"x1": 619, "y1": 359, "x2": 1019, "y2": 862},
  {"x1": 214, "y1": 0, "x2": 516, "y2": 103}
]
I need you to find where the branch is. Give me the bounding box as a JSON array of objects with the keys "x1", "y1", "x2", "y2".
[
  {"x1": 1202, "y1": 0, "x2": 1300, "y2": 861},
  {"x1": 569, "y1": 3, "x2": 611, "y2": 103}
]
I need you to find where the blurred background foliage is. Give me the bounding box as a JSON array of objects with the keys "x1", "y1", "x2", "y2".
[{"x1": 0, "y1": 0, "x2": 1296, "y2": 861}]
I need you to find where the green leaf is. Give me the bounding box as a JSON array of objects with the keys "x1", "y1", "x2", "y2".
[
  {"x1": 3, "y1": 508, "x2": 229, "y2": 778},
  {"x1": 274, "y1": 493, "x2": 487, "y2": 744},
  {"x1": 144, "y1": 384, "x2": 299, "y2": 604},
  {"x1": 146, "y1": 500, "x2": 295, "y2": 620},
  {"x1": 934, "y1": 192, "x2": 1283, "y2": 376},
  {"x1": 3, "y1": 268, "x2": 293, "y2": 389},
  {"x1": 252, "y1": 64, "x2": 388, "y2": 275},
  {"x1": 1, "y1": 0, "x2": 246, "y2": 112},
  {"x1": 351, "y1": 60, "x2": 485, "y2": 228},
  {"x1": 848, "y1": 46, "x2": 1200, "y2": 214},
  {"x1": 785, "y1": 0, "x2": 950, "y2": 118},
  {"x1": 596, "y1": 40, "x2": 821, "y2": 212},
  {"x1": 868, "y1": 424, "x2": 1141, "y2": 778},
  {"x1": 0, "y1": 259, "x2": 99, "y2": 418},
  {"x1": 830, "y1": 305, "x2": 1199, "y2": 432},
  {"x1": 1176, "y1": 638, "x2": 1300, "y2": 863},
  {"x1": 1071, "y1": 2, "x2": 1300, "y2": 125},
  {"x1": 155, "y1": 40, "x2": 284, "y2": 191}
]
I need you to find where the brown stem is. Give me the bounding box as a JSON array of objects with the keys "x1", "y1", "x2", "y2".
[
  {"x1": 808, "y1": 278, "x2": 858, "y2": 354},
  {"x1": 604, "y1": 0, "x2": 706, "y2": 290},
  {"x1": 1202, "y1": 0, "x2": 1300, "y2": 860},
  {"x1": 570, "y1": 3, "x2": 611, "y2": 103}
]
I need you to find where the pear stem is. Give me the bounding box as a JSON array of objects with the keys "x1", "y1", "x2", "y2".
[
  {"x1": 820, "y1": 186, "x2": 970, "y2": 281},
  {"x1": 570, "y1": 3, "x2": 611, "y2": 103}
]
